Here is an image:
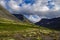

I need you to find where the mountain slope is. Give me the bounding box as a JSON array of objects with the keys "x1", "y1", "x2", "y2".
[
  {"x1": 0, "y1": 5, "x2": 21, "y2": 23},
  {"x1": 35, "y1": 17, "x2": 60, "y2": 30},
  {"x1": 13, "y1": 14, "x2": 32, "y2": 24}
]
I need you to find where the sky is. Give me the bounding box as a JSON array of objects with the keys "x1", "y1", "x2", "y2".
[{"x1": 0, "y1": 0, "x2": 60, "y2": 23}]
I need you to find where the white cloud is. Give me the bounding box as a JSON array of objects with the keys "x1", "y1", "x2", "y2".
[
  {"x1": 54, "y1": 6, "x2": 60, "y2": 11},
  {"x1": 1, "y1": 0, "x2": 60, "y2": 12},
  {"x1": 33, "y1": 6, "x2": 49, "y2": 12},
  {"x1": 0, "y1": 0, "x2": 6, "y2": 8},
  {"x1": 8, "y1": 0, "x2": 21, "y2": 11},
  {"x1": 24, "y1": 15, "x2": 41, "y2": 23}
]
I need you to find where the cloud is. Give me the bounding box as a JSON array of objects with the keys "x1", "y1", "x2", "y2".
[
  {"x1": 0, "y1": 0, "x2": 60, "y2": 23},
  {"x1": 24, "y1": 15, "x2": 41, "y2": 23},
  {"x1": 1, "y1": 0, "x2": 60, "y2": 12},
  {"x1": 0, "y1": 0, "x2": 6, "y2": 8},
  {"x1": 8, "y1": 0, "x2": 20, "y2": 11}
]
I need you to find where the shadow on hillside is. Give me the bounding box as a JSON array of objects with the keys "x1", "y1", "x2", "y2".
[{"x1": 38, "y1": 25, "x2": 60, "y2": 31}]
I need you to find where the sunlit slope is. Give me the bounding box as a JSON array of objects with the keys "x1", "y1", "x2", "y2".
[
  {"x1": 0, "y1": 5, "x2": 34, "y2": 29},
  {"x1": 0, "y1": 22, "x2": 60, "y2": 40},
  {"x1": 0, "y1": 5, "x2": 21, "y2": 23},
  {"x1": 0, "y1": 5, "x2": 32, "y2": 25}
]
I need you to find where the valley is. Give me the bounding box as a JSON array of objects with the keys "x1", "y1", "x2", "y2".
[{"x1": 0, "y1": 5, "x2": 60, "y2": 40}]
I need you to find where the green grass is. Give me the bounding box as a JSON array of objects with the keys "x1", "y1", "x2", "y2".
[
  {"x1": 0, "y1": 22, "x2": 42, "y2": 40},
  {"x1": 0, "y1": 22, "x2": 36, "y2": 31},
  {"x1": 0, "y1": 18, "x2": 60, "y2": 40}
]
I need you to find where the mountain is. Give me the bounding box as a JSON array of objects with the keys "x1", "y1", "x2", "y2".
[
  {"x1": 35, "y1": 17, "x2": 60, "y2": 30},
  {"x1": 13, "y1": 14, "x2": 24, "y2": 21},
  {"x1": 0, "y1": 5, "x2": 21, "y2": 23},
  {"x1": 0, "y1": 5, "x2": 60, "y2": 40},
  {"x1": 13, "y1": 14, "x2": 32, "y2": 24}
]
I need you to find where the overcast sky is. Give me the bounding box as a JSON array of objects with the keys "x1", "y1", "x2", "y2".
[{"x1": 0, "y1": 0, "x2": 60, "y2": 23}]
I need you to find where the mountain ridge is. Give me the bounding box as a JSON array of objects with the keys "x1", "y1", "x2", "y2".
[
  {"x1": 35, "y1": 17, "x2": 60, "y2": 30},
  {"x1": 0, "y1": 5, "x2": 21, "y2": 23}
]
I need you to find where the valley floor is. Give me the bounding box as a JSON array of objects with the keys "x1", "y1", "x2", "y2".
[{"x1": 0, "y1": 23, "x2": 60, "y2": 40}]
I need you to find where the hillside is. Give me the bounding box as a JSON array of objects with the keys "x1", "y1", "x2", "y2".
[
  {"x1": 0, "y1": 5, "x2": 60, "y2": 40},
  {"x1": 0, "y1": 5, "x2": 21, "y2": 23},
  {"x1": 13, "y1": 14, "x2": 31, "y2": 24},
  {"x1": 0, "y1": 22, "x2": 60, "y2": 40},
  {"x1": 35, "y1": 17, "x2": 60, "y2": 30}
]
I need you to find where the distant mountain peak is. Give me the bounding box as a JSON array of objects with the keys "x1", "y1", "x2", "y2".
[{"x1": 35, "y1": 17, "x2": 60, "y2": 30}]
